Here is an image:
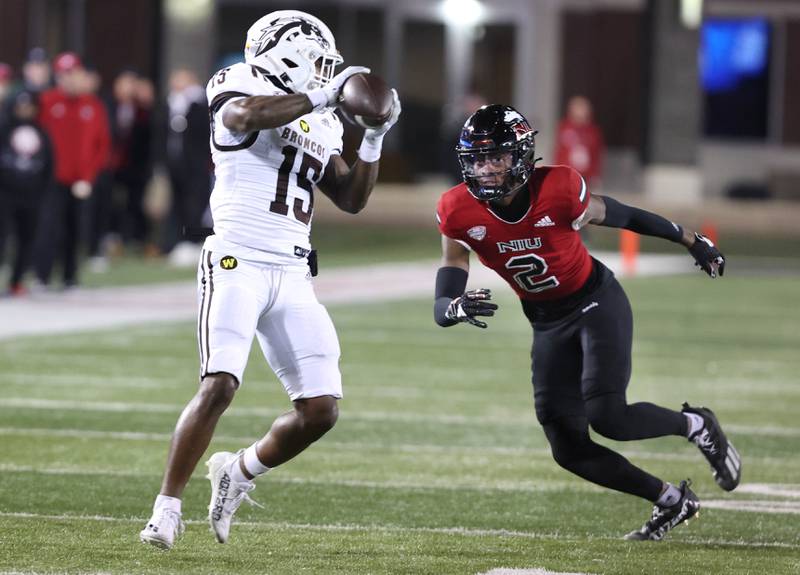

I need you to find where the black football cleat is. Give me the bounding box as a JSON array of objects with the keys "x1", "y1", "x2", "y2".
[
  {"x1": 682, "y1": 402, "x2": 742, "y2": 491},
  {"x1": 624, "y1": 480, "x2": 700, "y2": 541}
]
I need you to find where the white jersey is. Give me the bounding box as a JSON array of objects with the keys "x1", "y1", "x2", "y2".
[{"x1": 206, "y1": 62, "x2": 344, "y2": 263}]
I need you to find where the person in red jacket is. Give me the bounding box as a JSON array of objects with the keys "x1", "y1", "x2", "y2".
[
  {"x1": 34, "y1": 52, "x2": 110, "y2": 288},
  {"x1": 554, "y1": 95, "x2": 605, "y2": 188}
]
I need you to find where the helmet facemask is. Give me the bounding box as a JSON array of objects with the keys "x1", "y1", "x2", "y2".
[
  {"x1": 458, "y1": 133, "x2": 536, "y2": 201},
  {"x1": 310, "y1": 50, "x2": 340, "y2": 90}
]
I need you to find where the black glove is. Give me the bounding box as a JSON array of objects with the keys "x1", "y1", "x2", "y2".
[
  {"x1": 444, "y1": 288, "x2": 498, "y2": 328},
  {"x1": 688, "y1": 233, "x2": 725, "y2": 278}
]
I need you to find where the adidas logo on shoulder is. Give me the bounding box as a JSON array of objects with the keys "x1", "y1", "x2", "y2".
[{"x1": 534, "y1": 215, "x2": 555, "y2": 227}]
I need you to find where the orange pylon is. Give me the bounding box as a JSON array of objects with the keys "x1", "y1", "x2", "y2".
[
  {"x1": 620, "y1": 229, "x2": 640, "y2": 276},
  {"x1": 700, "y1": 221, "x2": 719, "y2": 245}
]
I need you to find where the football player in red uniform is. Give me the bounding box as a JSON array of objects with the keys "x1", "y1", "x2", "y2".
[{"x1": 434, "y1": 105, "x2": 741, "y2": 541}]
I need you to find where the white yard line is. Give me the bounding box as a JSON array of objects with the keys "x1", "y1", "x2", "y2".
[
  {"x1": 703, "y1": 500, "x2": 800, "y2": 515},
  {"x1": 2, "y1": 511, "x2": 799, "y2": 549},
  {"x1": 0, "y1": 252, "x2": 689, "y2": 341},
  {"x1": 0, "y1": 422, "x2": 790, "y2": 470},
  {"x1": 2, "y1": 398, "x2": 798, "y2": 441},
  {"x1": 0, "y1": 463, "x2": 584, "y2": 494},
  {"x1": 0, "y1": 426, "x2": 698, "y2": 464},
  {"x1": 736, "y1": 484, "x2": 800, "y2": 498},
  {"x1": 0, "y1": 452, "x2": 800, "y2": 498}
]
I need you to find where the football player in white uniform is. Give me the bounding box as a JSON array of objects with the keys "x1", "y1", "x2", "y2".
[{"x1": 140, "y1": 10, "x2": 401, "y2": 550}]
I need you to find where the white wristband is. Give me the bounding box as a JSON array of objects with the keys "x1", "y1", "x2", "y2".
[
  {"x1": 358, "y1": 133, "x2": 384, "y2": 163},
  {"x1": 306, "y1": 89, "x2": 328, "y2": 111}
]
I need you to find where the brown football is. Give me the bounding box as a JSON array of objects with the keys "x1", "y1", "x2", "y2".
[{"x1": 338, "y1": 73, "x2": 393, "y2": 129}]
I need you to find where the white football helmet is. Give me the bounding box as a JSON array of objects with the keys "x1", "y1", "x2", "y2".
[{"x1": 244, "y1": 10, "x2": 343, "y2": 93}]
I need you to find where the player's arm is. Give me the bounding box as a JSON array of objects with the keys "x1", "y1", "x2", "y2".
[
  {"x1": 317, "y1": 154, "x2": 377, "y2": 214},
  {"x1": 222, "y1": 94, "x2": 313, "y2": 132},
  {"x1": 222, "y1": 65, "x2": 369, "y2": 133},
  {"x1": 578, "y1": 195, "x2": 725, "y2": 278},
  {"x1": 316, "y1": 89, "x2": 402, "y2": 214},
  {"x1": 433, "y1": 236, "x2": 497, "y2": 328}
]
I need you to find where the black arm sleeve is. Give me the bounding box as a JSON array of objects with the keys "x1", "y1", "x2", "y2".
[
  {"x1": 600, "y1": 196, "x2": 683, "y2": 243},
  {"x1": 433, "y1": 266, "x2": 468, "y2": 327}
]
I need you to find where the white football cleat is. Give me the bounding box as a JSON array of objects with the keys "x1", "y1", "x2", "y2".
[
  {"x1": 206, "y1": 450, "x2": 262, "y2": 543},
  {"x1": 140, "y1": 507, "x2": 185, "y2": 550}
]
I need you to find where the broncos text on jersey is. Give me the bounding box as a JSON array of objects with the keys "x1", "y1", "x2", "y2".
[
  {"x1": 206, "y1": 62, "x2": 344, "y2": 262},
  {"x1": 436, "y1": 165, "x2": 594, "y2": 301}
]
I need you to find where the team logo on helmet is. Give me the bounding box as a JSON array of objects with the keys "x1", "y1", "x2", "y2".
[{"x1": 251, "y1": 16, "x2": 330, "y2": 60}]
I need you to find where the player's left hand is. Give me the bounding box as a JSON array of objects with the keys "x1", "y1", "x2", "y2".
[
  {"x1": 364, "y1": 89, "x2": 401, "y2": 140},
  {"x1": 688, "y1": 233, "x2": 725, "y2": 278}
]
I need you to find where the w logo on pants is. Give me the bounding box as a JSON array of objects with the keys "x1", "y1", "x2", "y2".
[{"x1": 220, "y1": 256, "x2": 238, "y2": 270}]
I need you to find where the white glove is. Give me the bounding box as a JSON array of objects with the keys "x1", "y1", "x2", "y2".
[
  {"x1": 358, "y1": 89, "x2": 401, "y2": 163},
  {"x1": 71, "y1": 180, "x2": 92, "y2": 199},
  {"x1": 306, "y1": 66, "x2": 370, "y2": 111},
  {"x1": 364, "y1": 89, "x2": 401, "y2": 140}
]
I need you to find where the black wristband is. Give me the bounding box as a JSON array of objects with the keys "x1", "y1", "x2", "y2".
[
  {"x1": 433, "y1": 266, "x2": 468, "y2": 327},
  {"x1": 601, "y1": 196, "x2": 683, "y2": 243}
]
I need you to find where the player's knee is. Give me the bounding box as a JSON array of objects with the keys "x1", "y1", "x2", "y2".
[
  {"x1": 296, "y1": 396, "x2": 339, "y2": 437},
  {"x1": 585, "y1": 394, "x2": 628, "y2": 440},
  {"x1": 197, "y1": 372, "x2": 239, "y2": 413},
  {"x1": 542, "y1": 418, "x2": 591, "y2": 470}
]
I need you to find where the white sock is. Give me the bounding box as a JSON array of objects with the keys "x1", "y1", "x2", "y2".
[
  {"x1": 656, "y1": 483, "x2": 682, "y2": 507},
  {"x1": 685, "y1": 413, "x2": 704, "y2": 438},
  {"x1": 232, "y1": 443, "x2": 270, "y2": 481},
  {"x1": 154, "y1": 494, "x2": 181, "y2": 514}
]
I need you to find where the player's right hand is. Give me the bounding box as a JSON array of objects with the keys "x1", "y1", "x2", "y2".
[
  {"x1": 316, "y1": 66, "x2": 370, "y2": 109},
  {"x1": 444, "y1": 288, "x2": 498, "y2": 329}
]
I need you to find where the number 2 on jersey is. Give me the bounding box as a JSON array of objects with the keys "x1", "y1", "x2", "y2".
[
  {"x1": 269, "y1": 145, "x2": 322, "y2": 225},
  {"x1": 505, "y1": 254, "x2": 560, "y2": 293}
]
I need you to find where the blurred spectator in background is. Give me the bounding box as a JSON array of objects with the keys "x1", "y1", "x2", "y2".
[
  {"x1": 554, "y1": 95, "x2": 605, "y2": 189},
  {"x1": 33, "y1": 52, "x2": 110, "y2": 289},
  {"x1": 441, "y1": 90, "x2": 488, "y2": 184},
  {"x1": 86, "y1": 69, "x2": 155, "y2": 271},
  {"x1": 162, "y1": 68, "x2": 210, "y2": 265},
  {"x1": 1, "y1": 48, "x2": 51, "y2": 131},
  {"x1": 111, "y1": 70, "x2": 154, "y2": 251},
  {"x1": 0, "y1": 63, "x2": 14, "y2": 127},
  {"x1": 0, "y1": 91, "x2": 53, "y2": 295},
  {"x1": 83, "y1": 63, "x2": 114, "y2": 272},
  {"x1": 20, "y1": 48, "x2": 51, "y2": 95}
]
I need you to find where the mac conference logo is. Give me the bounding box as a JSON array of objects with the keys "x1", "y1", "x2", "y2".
[
  {"x1": 220, "y1": 256, "x2": 238, "y2": 270},
  {"x1": 299, "y1": 119, "x2": 310, "y2": 133}
]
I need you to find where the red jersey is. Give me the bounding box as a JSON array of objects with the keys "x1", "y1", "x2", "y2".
[
  {"x1": 38, "y1": 88, "x2": 110, "y2": 186},
  {"x1": 436, "y1": 165, "x2": 593, "y2": 301}
]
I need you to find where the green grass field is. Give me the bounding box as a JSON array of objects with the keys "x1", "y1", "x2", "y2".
[{"x1": 1, "y1": 271, "x2": 799, "y2": 574}]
